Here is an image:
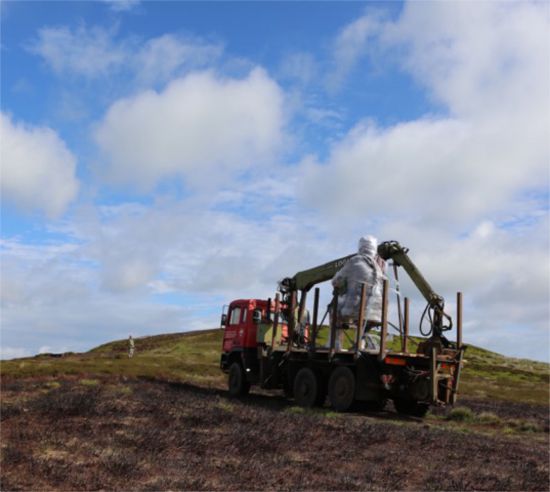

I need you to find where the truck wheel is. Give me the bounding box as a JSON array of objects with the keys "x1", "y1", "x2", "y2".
[
  {"x1": 293, "y1": 368, "x2": 319, "y2": 408},
  {"x1": 228, "y1": 362, "x2": 250, "y2": 397},
  {"x1": 393, "y1": 398, "x2": 429, "y2": 418},
  {"x1": 328, "y1": 366, "x2": 355, "y2": 412}
]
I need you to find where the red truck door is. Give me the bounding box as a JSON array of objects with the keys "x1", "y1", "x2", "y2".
[{"x1": 223, "y1": 303, "x2": 245, "y2": 352}]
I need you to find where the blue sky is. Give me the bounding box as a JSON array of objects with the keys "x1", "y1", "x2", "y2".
[{"x1": 1, "y1": 1, "x2": 549, "y2": 361}]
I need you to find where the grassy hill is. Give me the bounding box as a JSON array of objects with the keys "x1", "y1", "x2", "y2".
[
  {"x1": 2, "y1": 329, "x2": 549, "y2": 491},
  {"x1": 2, "y1": 328, "x2": 548, "y2": 405}
]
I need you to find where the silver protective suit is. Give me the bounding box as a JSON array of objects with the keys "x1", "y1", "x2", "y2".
[{"x1": 332, "y1": 236, "x2": 385, "y2": 324}]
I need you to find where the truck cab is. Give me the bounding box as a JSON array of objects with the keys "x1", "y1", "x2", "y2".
[{"x1": 220, "y1": 299, "x2": 289, "y2": 383}]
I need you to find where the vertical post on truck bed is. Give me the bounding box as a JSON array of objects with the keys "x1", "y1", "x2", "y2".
[
  {"x1": 355, "y1": 283, "x2": 367, "y2": 357},
  {"x1": 451, "y1": 348, "x2": 464, "y2": 405},
  {"x1": 329, "y1": 294, "x2": 338, "y2": 357},
  {"x1": 286, "y1": 291, "x2": 297, "y2": 352},
  {"x1": 378, "y1": 279, "x2": 389, "y2": 360},
  {"x1": 298, "y1": 290, "x2": 307, "y2": 345},
  {"x1": 271, "y1": 293, "x2": 280, "y2": 350},
  {"x1": 430, "y1": 346, "x2": 438, "y2": 403},
  {"x1": 403, "y1": 297, "x2": 409, "y2": 353},
  {"x1": 298, "y1": 290, "x2": 307, "y2": 324},
  {"x1": 456, "y1": 291, "x2": 463, "y2": 349},
  {"x1": 311, "y1": 287, "x2": 320, "y2": 351}
]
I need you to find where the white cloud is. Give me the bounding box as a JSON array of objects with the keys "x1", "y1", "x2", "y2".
[
  {"x1": 302, "y1": 2, "x2": 549, "y2": 227},
  {"x1": 135, "y1": 34, "x2": 223, "y2": 86},
  {"x1": 328, "y1": 11, "x2": 384, "y2": 90},
  {"x1": 0, "y1": 346, "x2": 31, "y2": 360},
  {"x1": 102, "y1": 0, "x2": 140, "y2": 12},
  {"x1": 384, "y1": 2, "x2": 549, "y2": 121},
  {"x1": 29, "y1": 25, "x2": 127, "y2": 78},
  {"x1": 1, "y1": 183, "x2": 548, "y2": 361},
  {"x1": 94, "y1": 68, "x2": 286, "y2": 189},
  {"x1": 28, "y1": 24, "x2": 222, "y2": 83},
  {"x1": 0, "y1": 193, "x2": 333, "y2": 356},
  {"x1": 0, "y1": 113, "x2": 79, "y2": 218},
  {"x1": 279, "y1": 52, "x2": 317, "y2": 86}
]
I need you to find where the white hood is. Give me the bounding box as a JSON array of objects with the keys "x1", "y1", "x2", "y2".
[{"x1": 358, "y1": 235, "x2": 378, "y2": 257}]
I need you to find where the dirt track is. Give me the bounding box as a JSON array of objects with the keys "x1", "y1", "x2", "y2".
[{"x1": 1, "y1": 377, "x2": 549, "y2": 491}]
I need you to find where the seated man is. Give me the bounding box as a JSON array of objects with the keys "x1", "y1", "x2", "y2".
[{"x1": 331, "y1": 236, "x2": 386, "y2": 349}]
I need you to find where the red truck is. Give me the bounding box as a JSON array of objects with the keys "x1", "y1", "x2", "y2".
[{"x1": 220, "y1": 241, "x2": 464, "y2": 416}]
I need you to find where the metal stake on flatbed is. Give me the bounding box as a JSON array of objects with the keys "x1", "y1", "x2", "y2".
[
  {"x1": 271, "y1": 293, "x2": 280, "y2": 350},
  {"x1": 355, "y1": 283, "x2": 367, "y2": 358},
  {"x1": 457, "y1": 291, "x2": 463, "y2": 349},
  {"x1": 403, "y1": 297, "x2": 409, "y2": 353},
  {"x1": 393, "y1": 263, "x2": 403, "y2": 335},
  {"x1": 329, "y1": 294, "x2": 338, "y2": 357},
  {"x1": 298, "y1": 290, "x2": 307, "y2": 326},
  {"x1": 286, "y1": 291, "x2": 297, "y2": 353},
  {"x1": 379, "y1": 279, "x2": 389, "y2": 360},
  {"x1": 311, "y1": 287, "x2": 320, "y2": 350}
]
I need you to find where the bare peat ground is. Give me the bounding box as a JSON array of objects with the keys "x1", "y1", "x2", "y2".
[{"x1": 1, "y1": 376, "x2": 548, "y2": 491}]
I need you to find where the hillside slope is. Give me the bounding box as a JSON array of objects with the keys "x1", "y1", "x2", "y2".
[
  {"x1": 3, "y1": 329, "x2": 549, "y2": 404},
  {"x1": 1, "y1": 329, "x2": 549, "y2": 491}
]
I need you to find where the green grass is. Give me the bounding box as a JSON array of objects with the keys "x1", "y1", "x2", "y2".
[
  {"x1": 1, "y1": 329, "x2": 226, "y2": 387},
  {"x1": 447, "y1": 407, "x2": 475, "y2": 422},
  {"x1": 2, "y1": 328, "x2": 548, "y2": 406}
]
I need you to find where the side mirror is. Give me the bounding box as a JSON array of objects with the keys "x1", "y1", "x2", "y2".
[
  {"x1": 221, "y1": 314, "x2": 227, "y2": 327},
  {"x1": 253, "y1": 309, "x2": 262, "y2": 324}
]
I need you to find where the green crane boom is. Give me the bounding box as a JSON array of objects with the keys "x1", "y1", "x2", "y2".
[{"x1": 279, "y1": 240, "x2": 451, "y2": 338}]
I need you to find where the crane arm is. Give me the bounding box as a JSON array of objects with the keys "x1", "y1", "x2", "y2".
[
  {"x1": 280, "y1": 254, "x2": 355, "y2": 292},
  {"x1": 377, "y1": 240, "x2": 451, "y2": 337},
  {"x1": 377, "y1": 241, "x2": 443, "y2": 308}
]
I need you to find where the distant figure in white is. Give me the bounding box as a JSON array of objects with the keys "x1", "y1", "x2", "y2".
[
  {"x1": 128, "y1": 335, "x2": 135, "y2": 358},
  {"x1": 331, "y1": 235, "x2": 386, "y2": 350}
]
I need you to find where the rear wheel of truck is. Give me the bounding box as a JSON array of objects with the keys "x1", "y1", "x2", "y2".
[
  {"x1": 293, "y1": 367, "x2": 319, "y2": 408},
  {"x1": 228, "y1": 362, "x2": 250, "y2": 397},
  {"x1": 393, "y1": 398, "x2": 429, "y2": 418},
  {"x1": 328, "y1": 366, "x2": 355, "y2": 412}
]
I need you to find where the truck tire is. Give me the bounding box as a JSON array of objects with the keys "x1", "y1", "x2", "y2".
[
  {"x1": 393, "y1": 398, "x2": 429, "y2": 418},
  {"x1": 328, "y1": 366, "x2": 355, "y2": 412},
  {"x1": 228, "y1": 362, "x2": 250, "y2": 397},
  {"x1": 293, "y1": 367, "x2": 319, "y2": 408}
]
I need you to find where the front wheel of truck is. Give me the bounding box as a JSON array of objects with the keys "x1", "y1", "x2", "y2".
[{"x1": 228, "y1": 362, "x2": 250, "y2": 397}]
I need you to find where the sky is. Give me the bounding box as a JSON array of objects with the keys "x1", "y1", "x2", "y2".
[{"x1": 1, "y1": 0, "x2": 549, "y2": 362}]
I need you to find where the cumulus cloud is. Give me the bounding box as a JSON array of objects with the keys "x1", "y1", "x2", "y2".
[
  {"x1": 28, "y1": 24, "x2": 222, "y2": 82},
  {"x1": 302, "y1": 2, "x2": 549, "y2": 227},
  {"x1": 0, "y1": 193, "x2": 336, "y2": 357},
  {"x1": 3, "y1": 192, "x2": 547, "y2": 361},
  {"x1": 0, "y1": 233, "x2": 203, "y2": 356},
  {"x1": 0, "y1": 113, "x2": 79, "y2": 217},
  {"x1": 95, "y1": 68, "x2": 286, "y2": 189}
]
